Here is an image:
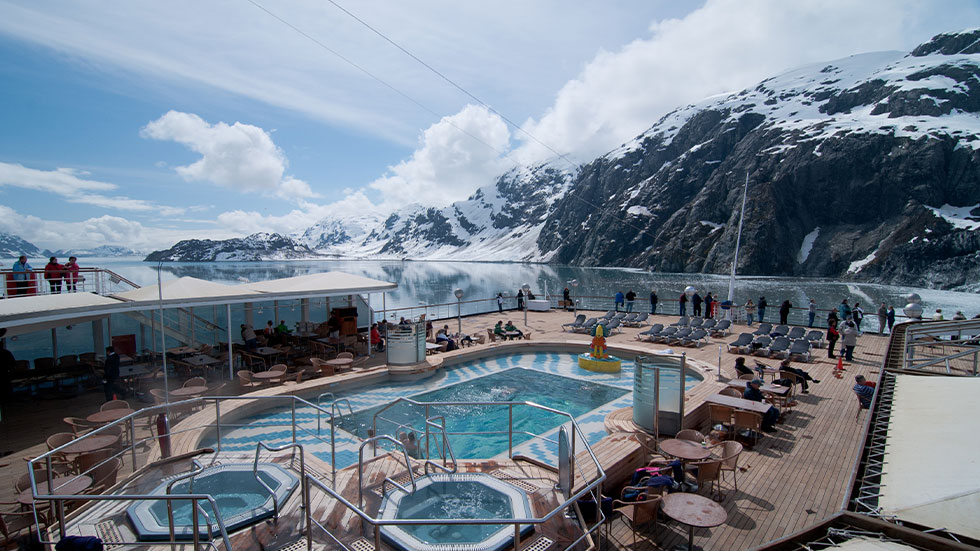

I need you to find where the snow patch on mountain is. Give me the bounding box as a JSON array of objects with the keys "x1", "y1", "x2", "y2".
[
  {"x1": 798, "y1": 228, "x2": 820, "y2": 263},
  {"x1": 927, "y1": 203, "x2": 980, "y2": 230}
]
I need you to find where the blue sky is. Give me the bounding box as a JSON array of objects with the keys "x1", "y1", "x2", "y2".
[{"x1": 0, "y1": 0, "x2": 977, "y2": 252}]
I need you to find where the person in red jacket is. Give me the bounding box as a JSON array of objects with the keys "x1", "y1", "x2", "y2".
[
  {"x1": 63, "y1": 256, "x2": 81, "y2": 292},
  {"x1": 44, "y1": 257, "x2": 64, "y2": 294}
]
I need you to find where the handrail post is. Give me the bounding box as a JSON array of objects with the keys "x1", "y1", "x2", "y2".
[
  {"x1": 291, "y1": 400, "x2": 297, "y2": 444},
  {"x1": 129, "y1": 417, "x2": 138, "y2": 467},
  {"x1": 192, "y1": 498, "x2": 200, "y2": 551},
  {"x1": 215, "y1": 400, "x2": 222, "y2": 452},
  {"x1": 508, "y1": 403, "x2": 513, "y2": 458}
]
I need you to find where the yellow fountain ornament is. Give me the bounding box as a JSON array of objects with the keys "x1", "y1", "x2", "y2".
[{"x1": 578, "y1": 323, "x2": 621, "y2": 373}]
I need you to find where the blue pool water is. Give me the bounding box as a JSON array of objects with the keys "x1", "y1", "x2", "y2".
[{"x1": 338, "y1": 367, "x2": 628, "y2": 459}]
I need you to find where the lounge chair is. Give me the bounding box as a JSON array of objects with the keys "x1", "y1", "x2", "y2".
[
  {"x1": 654, "y1": 326, "x2": 678, "y2": 342},
  {"x1": 710, "y1": 319, "x2": 731, "y2": 336},
  {"x1": 667, "y1": 327, "x2": 693, "y2": 344},
  {"x1": 637, "y1": 323, "x2": 664, "y2": 341},
  {"x1": 680, "y1": 328, "x2": 708, "y2": 347},
  {"x1": 752, "y1": 323, "x2": 773, "y2": 336},
  {"x1": 788, "y1": 339, "x2": 811, "y2": 362},
  {"x1": 786, "y1": 326, "x2": 806, "y2": 340},
  {"x1": 572, "y1": 318, "x2": 598, "y2": 334},
  {"x1": 601, "y1": 310, "x2": 616, "y2": 319},
  {"x1": 622, "y1": 313, "x2": 639, "y2": 325},
  {"x1": 602, "y1": 319, "x2": 622, "y2": 334},
  {"x1": 727, "y1": 332, "x2": 754, "y2": 353},
  {"x1": 562, "y1": 314, "x2": 586, "y2": 332},
  {"x1": 612, "y1": 312, "x2": 627, "y2": 320},
  {"x1": 806, "y1": 330, "x2": 825, "y2": 348},
  {"x1": 751, "y1": 335, "x2": 772, "y2": 356},
  {"x1": 771, "y1": 325, "x2": 790, "y2": 337},
  {"x1": 671, "y1": 316, "x2": 690, "y2": 327},
  {"x1": 701, "y1": 318, "x2": 717, "y2": 331},
  {"x1": 689, "y1": 317, "x2": 704, "y2": 329},
  {"x1": 628, "y1": 313, "x2": 649, "y2": 327},
  {"x1": 767, "y1": 336, "x2": 791, "y2": 358}
]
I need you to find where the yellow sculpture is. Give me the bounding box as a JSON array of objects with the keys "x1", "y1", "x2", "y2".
[
  {"x1": 590, "y1": 324, "x2": 608, "y2": 359},
  {"x1": 578, "y1": 323, "x2": 621, "y2": 372}
]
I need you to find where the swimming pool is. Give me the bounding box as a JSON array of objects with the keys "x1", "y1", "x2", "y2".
[
  {"x1": 338, "y1": 367, "x2": 629, "y2": 459},
  {"x1": 205, "y1": 351, "x2": 703, "y2": 468}
]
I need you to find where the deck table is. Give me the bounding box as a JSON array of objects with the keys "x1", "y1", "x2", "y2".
[{"x1": 661, "y1": 492, "x2": 727, "y2": 550}]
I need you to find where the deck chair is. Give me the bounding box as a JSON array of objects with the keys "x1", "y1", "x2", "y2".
[
  {"x1": 734, "y1": 410, "x2": 763, "y2": 444},
  {"x1": 708, "y1": 404, "x2": 735, "y2": 438},
  {"x1": 690, "y1": 459, "x2": 723, "y2": 499},
  {"x1": 727, "y1": 332, "x2": 754, "y2": 353},
  {"x1": 715, "y1": 440, "x2": 744, "y2": 492},
  {"x1": 572, "y1": 318, "x2": 598, "y2": 334},
  {"x1": 601, "y1": 310, "x2": 616, "y2": 319},
  {"x1": 603, "y1": 319, "x2": 622, "y2": 334},
  {"x1": 63, "y1": 417, "x2": 94, "y2": 436},
  {"x1": 675, "y1": 429, "x2": 705, "y2": 443},
  {"x1": 751, "y1": 335, "x2": 772, "y2": 356},
  {"x1": 609, "y1": 493, "x2": 662, "y2": 548},
  {"x1": 772, "y1": 325, "x2": 790, "y2": 337},
  {"x1": 701, "y1": 318, "x2": 717, "y2": 331},
  {"x1": 562, "y1": 314, "x2": 586, "y2": 331},
  {"x1": 806, "y1": 330, "x2": 825, "y2": 348},
  {"x1": 637, "y1": 323, "x2": 663, "y2": 340},
  {"x1": 786, "y1": 326, "x2": 806, "y2": 340},
  {"x1": 680, "y1": 328, "x2": 707, "y2": 347},
  {"x1": 183, "y1": 377, "x2": 206, "y2": 388},
  {"x1": 719, "y1": 387, "x2": 742, "y2": 398},
  {"x1": 788, "y1": 339, "x2": 811, "y2": 362},
  {"x1": 767, "y1": 336, "x2": 791, "y2": 358},
  {"x1": 486, "y1": 329, "x2": 497, "y2": 342},
  {"x1": 711, "y1": 319, "x2": 731, "y2": 336},
  {"x1": 689, "y1": 317, "x2": 704, "y2": 328},
  {"x1": 670, "y1": 316, "x2": 690, "y2": 327},
  {"x1": 666, "y1": 327, "x2": 692, "y2": 344},
  {"x1": 101, "y1": 399, "x2": 130, "y2": 412},
  {"x1": 622, "y1": 313, "x2": 639, "y2": 325},
  {"x1": 752, "y1": 323, "x2": 773, "y2": 336},
  {"x1": 237, "y1": 370, "x2": 262, "y2": 388},
  {"x1": 654, "y1": 326, "x2": 678, "y2": 342},
  {"x1": 629, "y1": 313, "x2": 649, "y2": 327}
]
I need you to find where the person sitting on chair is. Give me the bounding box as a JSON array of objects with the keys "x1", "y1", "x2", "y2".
[
  {"x1": 853, "y1": 375, "x2": 876, "y2": 408},
  {"x1": 743, "y1": 379, "x2": 779, "y2": 433},
  {"x1": 776, "y1": 359, "x2": 820, "y2": 394},
  {"x1": 504, "y1": 321, "x2": 524, "y2": 339},
  {"x1": 734, "y1": 357, "x2": 753, "y2": 377},
  {"x1": 435, "y1": 328, "x2": 458, "y2": 351}
]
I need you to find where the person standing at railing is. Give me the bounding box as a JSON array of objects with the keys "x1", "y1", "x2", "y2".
[
  {"x1": 779, "y1": 300, "x2": 792, "y2": 325},
  {"x1": 64, "y1": 256, "x2": 81, "y2": 292},
  {"x1": 886, "y1": 306, "x2": 895, "y2": 333},
  {"x1": 758, "y1": 296, "x2": 768, "y2": 322},
  {"x1": 650, "y1": 290, "x2": 658, "y2": 314},
  {"x1": 516, "y1": 289, "x2": 525, "y2": 310},
  {"x1": 745, "y1": 299, "x2": 756, "y2": 326},
  {"x1": 877, "y1": 303, "x2": 888, "y2": 335},
  {"x1": 11, "y1": 255, "x2": 33, "y2": 296},
  {"x1": 625, "y1": 290, "x2": 636, "y2": 313},
  {"x1": 808, "y1": 298, "x2": 817, "y2": 327},
  {"x1": 44, "y1": 257, "x2": 64, "y2": 294},
  {"x1": 497, "y1": 292, "x2": 504, "y2": 313}
]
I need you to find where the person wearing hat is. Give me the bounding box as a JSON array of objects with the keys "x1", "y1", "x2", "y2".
[{"x1": 743, "y1": 378, "x2": 779, "y2": 432}]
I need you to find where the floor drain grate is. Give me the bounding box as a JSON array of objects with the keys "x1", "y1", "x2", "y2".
[
  {"x1": 524, "y1": 536, "x2": 554, "y2": 551},
  {"x1": 94, "y1": 521, "x2": 124, "y2": 550},
  {"x1": 350, "y1": 537, "x2": 375, "y2": 551},
  {"x1": 270, "y1": 539, "x2": 309, "y2": 551},
  {"x1": 489, "y1": 470, "x2": 543, "y2": 494}
]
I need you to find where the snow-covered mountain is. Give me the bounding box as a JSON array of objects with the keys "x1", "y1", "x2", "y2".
[
  {"x1": 45, "y1": 245, "x2": 142, "y2": 257},
  {"x1": 0, "y1": 233, "x2": 43, "y2": 259},
  {"x1": 146, "y1": 29, "x2": 980, "y2": 290},
  {"x1": 145, "y1": 232, "x2": 314, "y2": 262}
]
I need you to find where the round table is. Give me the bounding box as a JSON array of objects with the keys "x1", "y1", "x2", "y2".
[
  {"x1": 18, "y1": 475, "x2": 93, "y2": 505},
  {"x1": 659, "y1": 439, "x2": 713, "y2": 461},
  {"x1": 169, "y1": 386, "x2": 208, "y2": 397},
  {"x1": 661, "y1": 493, "x2": 727, "y2": 550},
  {"x1": 59, "y1": 434, "x2": 119, "y2": 455},
  {"x1": 86, "y1": 408, "x2": 135, "y2": 424},
  {"x1": 253, "y1": 371, "x2": 285, "y2": 383}
]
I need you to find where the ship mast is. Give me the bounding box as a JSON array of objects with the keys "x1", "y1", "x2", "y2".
[{"x1": 728, "y1": 172, "x2": 749, "y2": 303}]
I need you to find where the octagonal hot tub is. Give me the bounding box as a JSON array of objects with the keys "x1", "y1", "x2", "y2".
[
  {"x1": 127, "y1": 463, "x2": 299, "y2": 541},
  {"x1": 379, "y1": 473, "x2": 534, "y2": 551}
]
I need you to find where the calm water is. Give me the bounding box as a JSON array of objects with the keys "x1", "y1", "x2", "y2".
[{"x1": 9, "y1": 257, "x2": 980, "y2": 361}]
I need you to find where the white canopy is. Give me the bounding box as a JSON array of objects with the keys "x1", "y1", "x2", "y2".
[
  {"x1": 877, "y1": 374, "x2": 980, "y2": 540},
  {"x1": 832, "y1": 537, "x2": 919, "y2": 551},
  {"x1": 112, "y1": 276, "x2": 261, "y2": 307},
  {"x1": 237, "y1": 271, "x2": 396, "y2": 298}
]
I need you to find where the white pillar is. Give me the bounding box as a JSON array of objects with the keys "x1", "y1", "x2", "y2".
[
  {"x1": 226, "y1": 304, "x2": 234, "y2": 380},
  {"x1": 92, "y1": 319, "x2": 106, "y2": 354}
]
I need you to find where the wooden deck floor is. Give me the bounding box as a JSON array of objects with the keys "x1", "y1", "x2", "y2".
[{"x1": 6, "y1": 308, "x2": 893, "y2": 551}]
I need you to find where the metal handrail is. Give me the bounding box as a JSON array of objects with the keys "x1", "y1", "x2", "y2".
[
  {"x1": 422, "y1": 416, "x2": 456, "y2": 475},
  {"x1": 252, "y1": 441, "x2": 307, "y2": 524},
  {"x1": 358, "y1": 435, "x2": 417, "y2": 508}
]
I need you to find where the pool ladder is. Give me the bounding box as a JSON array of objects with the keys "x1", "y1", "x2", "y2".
[
  {"x1": 252, "y1": 441, "x2": 308, "y2": 525},
  {"x1": 356, "y1": 416, "x2": 458, "y2": 508},
  {"x1": 163, "y1": 465, "x2": 231, "y2": 550}
]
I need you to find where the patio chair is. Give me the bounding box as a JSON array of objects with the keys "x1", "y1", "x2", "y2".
[
  {"x1": 727, "y1": 332, "x2": 754, "y2": 353},
  {"x1": 734, "y1": 410, "x2": 763, "y2": 444},
  {"x1": 719, "y1": 387, "x2": 742, "y2": 398},
  {"x1": 750, "y1": 335, "x2": 772, "y2": 356},
  {"x1": 653, "y1": 326, "x2": 678, "y2": 342},
  {"x1": 715, "y1": 440, "x2": 744, "y2": 492},
  {"x1": 101, "y1": 399, "x2": 130, "y2": 412},
  {"x1": 628, "y1": 313, "x2": 649, "y2": 327},
  {"x1": 806, "y1": 330, "x2": 825, "y2": 348},
  {"x1": 0, "y1": 506, "x2": 46, "y2": 549},
  {"x1": 486, "y1": 329, "x2": 497, "y2": 342},
  {"x1": 786, "y1": 326, "x2": 806, "y2": 340},
  {"x1": 637, "y1": 323, "x2": 664, "y2": 340},
  {"x1": 45, "y1": 432, "x2": 75, "y2": 452},
  {"x1": 711, "y1": 319, "x2": 731, "y2": 336},
  {"x1": 690, "y1": 459, "x2": 723, "y2": 499},
  {"x1": 238, "y1": 370, "x2": 262, "y2": 388},
  {"x1": 854, "y1": 389, "x2": 871, "y2": 419},
  {"x1": 752, "y1": 323, "x2": 773, "y2": 336},
  {"x1": 738, "y1": 374, "x2": 755, "y2": 381},
  {"x1": 670, "y1": 316, "x2": 690, "y2": 327},
  {"x1": 675, "y1": 429, "x2": 705, "y2": 443},
  {"x1": 90, "y1": 456, "x2": 122, "y2": 490},
  {"x1": 562, "y1": 314, "x2": 586, "y2": 331},
  {"x1": 63, "y1": 417, "x2": 94, "y2": 437},
  {"x1": 771, "y1": 325, "x2": 790, "y2": 337},
  {"x1": 788, "y1": 339, "x2": 811, "y2": 362},
  {"x1": 183, "y1": 377, "x2": 206, "y2": 388},
  {"x1": 601, "y1": 310, "x2": 616, "y2": 319},
  {"x1": 608, "y1": 491, "x2": 663, "y2": 548},
  {"x1": 75, "y1": 448, "x2": 113, "y2": 479},
  {"x1": 573, "y1": 318, "x2": 599, "y2": 334},
  {"x1": 666, "y1": 327, "x2": 692, "y2": 344},
  {"x1": 767, "y1": 336, "x2": 791, "y2": 358},
  {"x1": 708, "y1": 404, "x2": 736, "y2": 438},
  {"x1": 603, "y1": 319, "x2": 622, "y2": 335},
  {"x1": 622, "y1": 313, "x2": 639, "y2": 324},
  {"x1": 310, "y1": 358, "x2": 334, "y2": 377},
  {"x1": 680, "y1": 328, "x2": 707, "y2": 347}
]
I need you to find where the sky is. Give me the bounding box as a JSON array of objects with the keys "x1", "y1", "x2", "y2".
[{"x1": 0, "y1": 0, "x2": 977, "y2": 252}]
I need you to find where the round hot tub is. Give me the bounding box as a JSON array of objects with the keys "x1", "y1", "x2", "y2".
[
  {"x1": 127, "y1": 463, "x2": 299, "y2": 541},
  {"x1": 379, "y1": 473, "x2": 534, "y2": 551}
]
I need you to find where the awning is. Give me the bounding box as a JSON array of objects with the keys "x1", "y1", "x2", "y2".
[
  {"x1": 877, "y1": 374, "x2": 980, "y2": 540},
  {"x1": 237, "y1": 271, "x2": 397, "y2": 299},
  {"x1": 112, "y1": 276, "x2": 261, "y2": 308},
  {"x1": 0, "y1": 293, "x2": 125, "y2": 333}
]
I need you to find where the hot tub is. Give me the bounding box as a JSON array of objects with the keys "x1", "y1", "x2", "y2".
[
  {"x1": 379, "y1": 473, "x2": 534, "y2": 551},
  {"x1": 127, "y1": 463, "x2": 299, "y2": 541}
]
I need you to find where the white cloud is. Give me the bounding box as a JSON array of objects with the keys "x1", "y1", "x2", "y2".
[
  {"x1": 141, "y1": 111, "x2": 319, "y2": 201},
  {"x1": 0, "y1": 161, "x2": 183, "y2": 214},
  {"x1": 515, "y1": 0, "x2": 980, "y2": 163},
  {"x1": 369, "y1": 105, "x2": 512, "y2": 207}
]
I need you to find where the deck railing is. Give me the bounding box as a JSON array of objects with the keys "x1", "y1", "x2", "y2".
[{"x1": 0, "y1": 267, "x2": 139, "y2": 298}]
